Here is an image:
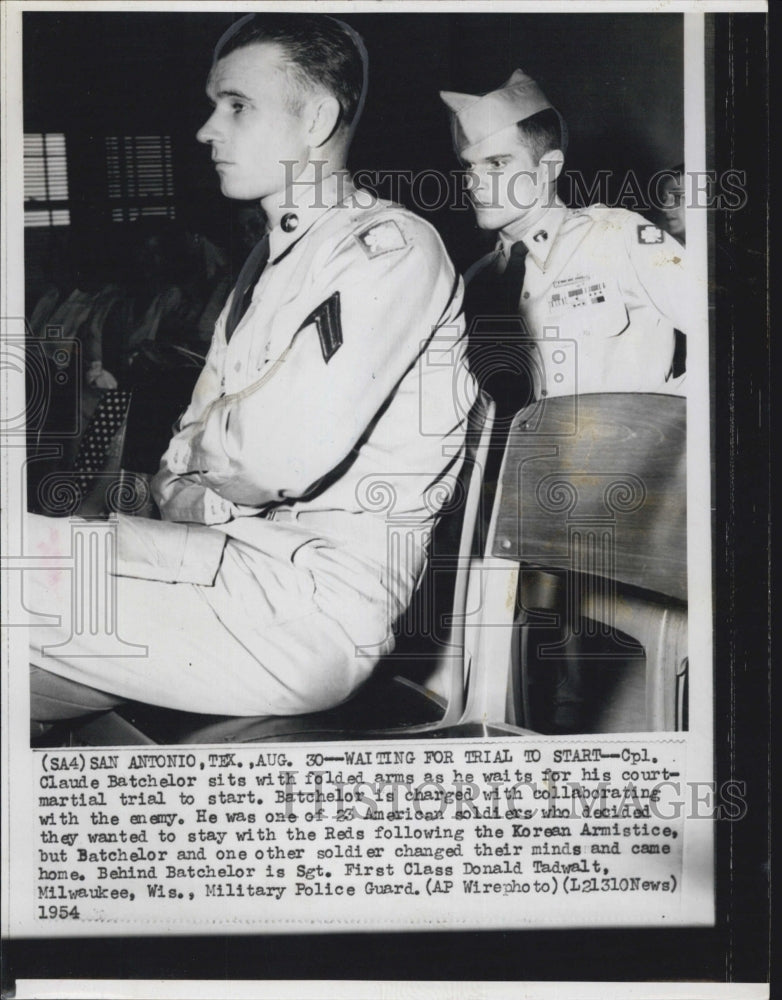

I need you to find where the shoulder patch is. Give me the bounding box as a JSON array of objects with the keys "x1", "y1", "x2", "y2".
[
  {"x1": 356, "y1": 219, "x2": 407, "y2": 258},
  {"x1": 299, "y1": 292, "x2": 343, "y2": 363},
  {"x1": 637, "y1": 223, "x2": 664, "y2": 245}
]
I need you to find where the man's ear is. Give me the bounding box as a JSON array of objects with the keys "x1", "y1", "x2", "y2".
[
  {"x1": 538, "y1": 149, "x2": 565, "y2": 185},
  {"x1": 307, "y1": 94, "x2": 342, "y2": 148}
]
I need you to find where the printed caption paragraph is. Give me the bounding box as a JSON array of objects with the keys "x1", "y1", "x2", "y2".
[{"x1": 30, "y1": 739, "x2": 714, "y2": 932}]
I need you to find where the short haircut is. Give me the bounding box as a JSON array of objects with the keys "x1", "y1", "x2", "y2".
[
  {"x1": 214, "y1": 13, "x2": 367, "y2": 131},
  {"x1": 515, "y1": 108, "x2": 563, "y2": 163}
]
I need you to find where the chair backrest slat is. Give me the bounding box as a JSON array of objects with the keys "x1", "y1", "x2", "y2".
[{"x1": 440, "y1": 390, "x2": 495, "y2": 722}]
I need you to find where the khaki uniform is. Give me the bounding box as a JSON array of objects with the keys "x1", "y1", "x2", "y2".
[
  {"x1": 29, "y1": 175, "x2": 475, "y2": 717},
  {"x1": 467, "y1": 199, "x2": 693, "y2": 398}
]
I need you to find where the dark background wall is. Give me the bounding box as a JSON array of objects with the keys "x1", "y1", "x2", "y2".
[{"x1": 23, "y1": 11, "x2": 683, "y2": 291}]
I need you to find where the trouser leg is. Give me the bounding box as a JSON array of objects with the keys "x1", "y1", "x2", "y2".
[{"x1": 25, "y1": 513, "x2": 376, "y2": 718}]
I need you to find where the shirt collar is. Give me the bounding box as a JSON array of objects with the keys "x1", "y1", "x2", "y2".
[
  {"x1": 499, "y1": 197, "x2": 568, "y2": 269},
  {"x1": 268, "y1": 171, "x2": 355, "y2": 263}
]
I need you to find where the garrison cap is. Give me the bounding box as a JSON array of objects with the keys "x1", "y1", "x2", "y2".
[{"x1": 440, "y1": 69, "x2": 565, "y2": 158}]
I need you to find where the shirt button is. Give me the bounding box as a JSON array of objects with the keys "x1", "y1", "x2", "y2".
[
  {"x1": 234, "y1": 362, "x2": 241, "y2": 372},
  {"x1": 523, "y1": 291, "x2": 530, "y2": 299}
]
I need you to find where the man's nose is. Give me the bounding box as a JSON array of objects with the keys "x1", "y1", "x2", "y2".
[
  {"x1": 196, "y1": 111, "x2": 220, "y2": 145},
  {"x1": 463, "y1": 169, "x2": 483, "y2": 194},
  {"x1": 472, "y1": 170, "x2": 493, "y2": 200}
]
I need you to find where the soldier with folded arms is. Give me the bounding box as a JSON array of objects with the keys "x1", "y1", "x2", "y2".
[{"x1": 28, "y1": 13, "x2": 475, "y2": 727}]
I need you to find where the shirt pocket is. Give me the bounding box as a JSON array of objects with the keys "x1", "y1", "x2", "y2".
[{"x1": 545, "y1": 280, "x2": 630, "y2": 342}]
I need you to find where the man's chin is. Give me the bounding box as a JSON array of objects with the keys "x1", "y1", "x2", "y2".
[
  {"x1": 472, "y1": 207, "x2": 512, "y2": 232},
  {"x1": 219, "y1": 177, "x2": 266, "y2": 202}
]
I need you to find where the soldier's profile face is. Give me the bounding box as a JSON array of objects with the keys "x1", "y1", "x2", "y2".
[
  {"x1": 462, "y1": 123, "x2": 550, "y2": 231},
  {"x1": 197, "y1": 42, "x2": 310, "y2": 202}
]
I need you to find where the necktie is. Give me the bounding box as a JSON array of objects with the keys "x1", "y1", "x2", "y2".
[
  {"x1": 503, "y1": 240, "x2": 529, "y2": 314},
  {"x1": 463, "y1": 238, "x2": 537, "y2": 421},
  {"x1": 225, "y1": 234, "x2": 270, "y2": 343}
]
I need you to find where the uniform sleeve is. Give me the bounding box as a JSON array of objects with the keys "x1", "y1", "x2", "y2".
[
  {"x1": 157, "y1": 216, "x2": 461, "y2": 509},
  {"x1": 622, "y1": 217, "x2": 696, "y2": 334},
  {"x1": 151, "y1": 467, "x2": 234, "y2": 524}
]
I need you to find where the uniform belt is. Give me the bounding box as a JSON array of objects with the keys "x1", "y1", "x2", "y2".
[{"x1": 264, "y1": 506, "x2": 431, "y2": 550}]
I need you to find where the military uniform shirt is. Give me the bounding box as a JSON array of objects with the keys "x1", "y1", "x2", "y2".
[
  {"x1": 151, "y1": 172, "x2": 475, "y2": 674},
  {"x1": 467, "y1": 199, "x2": 694, "y2": 398}
]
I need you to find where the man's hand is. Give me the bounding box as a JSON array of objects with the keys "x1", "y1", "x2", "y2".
[{"x1": 86, "y1": 362, "x2": 118, "y2": 390}]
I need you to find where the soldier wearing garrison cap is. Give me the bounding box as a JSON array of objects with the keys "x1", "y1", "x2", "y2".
[
  {"x1": 27, "y1": 13, "x2": 475, "y2": 728},
  {"x1": 441, "y1": 69, "x2": 693, "y2": 412},
  {"x1": 442, "y1": 71, "x2": 693, "y2": 733}
]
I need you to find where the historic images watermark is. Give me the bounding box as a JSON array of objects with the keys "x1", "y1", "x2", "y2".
[{"x1": 280, "y1": 160, "x2": 748, "y2": 214}]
